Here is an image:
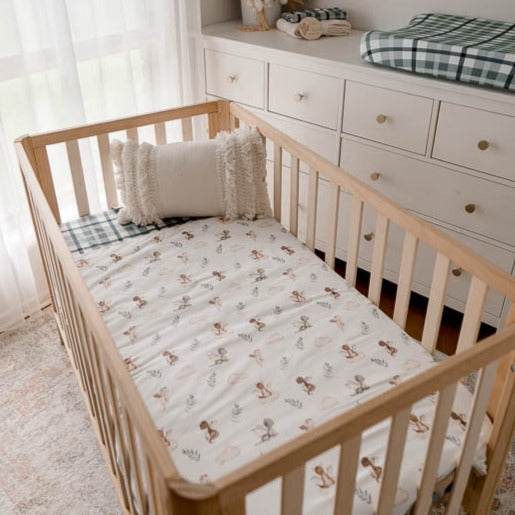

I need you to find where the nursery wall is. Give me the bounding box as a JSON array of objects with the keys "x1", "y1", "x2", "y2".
[{"x1": 200, "y1": 0, "x2": 515, "y2": 29}]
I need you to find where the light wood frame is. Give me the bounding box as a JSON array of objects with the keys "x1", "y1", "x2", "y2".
[{"x1": 16, "y1": 100, "x2": 514, "y2": 515}]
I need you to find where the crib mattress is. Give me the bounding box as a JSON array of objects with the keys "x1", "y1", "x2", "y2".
[
  {"x1": 361, "y1": 13, "x2": 515, "y2": 91},
  {"x1": 68, "y1": 216, "x2": 490, "y2": 514}
]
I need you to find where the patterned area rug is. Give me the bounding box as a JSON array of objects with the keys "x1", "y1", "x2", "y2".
[
  {"x1": 0, "y1": 308, "x2": 512, "y2": 514},
  {"x1": 0, "y1": 309, "x2": 122, "y2": 515}
]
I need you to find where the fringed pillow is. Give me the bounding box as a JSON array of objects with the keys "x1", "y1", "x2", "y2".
[{"x1": 111, "y1": 127, "x2": 272, "y2": 225}]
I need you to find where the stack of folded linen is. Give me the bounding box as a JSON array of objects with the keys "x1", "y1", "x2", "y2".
[{"x1": 277, "y1": 7, "x2": 352, "y2": 39}]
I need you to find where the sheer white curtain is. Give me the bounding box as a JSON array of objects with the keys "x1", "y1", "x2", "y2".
[{"x1": 0, "y1": 0, "x2": 201, "y2": 331}]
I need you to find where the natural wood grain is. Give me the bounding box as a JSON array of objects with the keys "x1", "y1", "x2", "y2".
[
  {"x1": 369, "y1": 214, "x2": 390, "y2": 306},
  {"x1": 413, "y1": 382, "x2": 458, "y2": 514},
  {"x1": 325, "y1": 182, "x2": 340, "y2": 269},
  {"x1": 154, "y1": 123, "x2": 167, "y2": 145},
  {"x1": 274, "y1": 144, "x2": 282, "y2": 222},
  {"x1": 281, "y1": 466, "x2": 305, "y2": 515},
  {"x1": 97, "y1": 134, "x2": 118, "y2": 209},
  {"x1": 456, "y1": 277, "x2": 488, "y2": 354},
  {"x1": 66, "y1": 140, "x2": 90, "y2": 216},
  {"x1": 126, "y1": 127, "x2": 139, "y2": 143},
  {"x1": 181, "y1": 117, "x2": 194, "y2": 141},
  {"x1": 33, "y1": 146, "x2": 60, "y2": 223},
  {"x1": 393, "y1": 232, "x2": 419, "y2": 328},
  {"x1": 421, "y1": 253, "x2": 451, "y2": 352},
  {"x1": 376, "y1": 407, "x2": 411, "y2": 515},
  {"x1": 306, "y1": 168, "x2": 318, "y2": 251},
  {"x1": 289, "y1": 156, "x2": 299, "y2": 236},
  {"x1": 334, "y1": 434, "x2": 361, "y2": 514},
  {"x1": 345, "y1": 197, "x2": 364, "y2": 286}
]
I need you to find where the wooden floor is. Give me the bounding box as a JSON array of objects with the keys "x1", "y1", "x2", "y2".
[{"x1": 318, "y1": 252, "x2": 496, "y2": 356}]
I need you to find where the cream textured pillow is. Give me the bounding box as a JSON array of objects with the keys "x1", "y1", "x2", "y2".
[{"x1": 110, "y1": 127, "x2": 272, "y2": 225}]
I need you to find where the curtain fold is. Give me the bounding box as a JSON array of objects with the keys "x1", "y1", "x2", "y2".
[{"x1": 0, "y1": 0, "x2": 200, "y2": 331}]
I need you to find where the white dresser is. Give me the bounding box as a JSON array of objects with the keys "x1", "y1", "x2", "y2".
[{"x1": 200, "y1": 21, "x2": 515, "y2": 328}]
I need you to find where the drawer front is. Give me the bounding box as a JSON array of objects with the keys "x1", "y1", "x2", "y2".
[
  {"x1": 268, "y1": 64, "x2": 343, "y2": 129},
  {"x1": 260, "y1": 113, "x2": 340, "y2": 170},
  {"x1": 205, "y1": 49, "x2": 265, "y2": 108},
  {"x1": 340, "y1": 139, "x2": 515, "y2": 247},
  {"x1": 433, "y1": 102, "x2": 515, "y2": 182},
  {"x1": 342, "y1": 82, "x2": 433, "y2": 154}
]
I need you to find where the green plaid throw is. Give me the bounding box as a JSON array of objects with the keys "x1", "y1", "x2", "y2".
[
  {"x1": 361, "y1": 13, "x2": 515, "y2": 91},
  {"x1": 282, "y1": 7, "x2": 347, "y2": 24},
  {"x1": 60, "y1": 209, "x2": 192, "y2": 254}
]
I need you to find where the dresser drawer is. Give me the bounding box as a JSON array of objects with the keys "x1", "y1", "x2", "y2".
[
  {"x1": 433, "y1": 102, "x2": 515, "y2": 182},
  {"x1": 340, "y1": 139, "x2": 515, "y2": 246},
  {"x1": 342, "y1": 82, "x2": 433, "y2": 155},
  {"x1": 205, "y1": 49, "x2": 265, "y2": 108},
  {"x1": 268, "y1": 64, "x2": 343, "y2": 129}
]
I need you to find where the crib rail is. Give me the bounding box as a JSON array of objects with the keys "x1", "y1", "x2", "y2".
[{"x1": 16, "y1": 99, "x2": 515, "y2": 515}]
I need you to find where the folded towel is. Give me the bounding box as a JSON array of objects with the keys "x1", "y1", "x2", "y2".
[
  {"x1": 276, "y1": 18, "x2": 352, "y2": 39},
  {"x1": 282, "y1": 7, "x2": 347, "y2": 23}
]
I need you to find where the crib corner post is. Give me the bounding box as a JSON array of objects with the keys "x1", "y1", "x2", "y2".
[{"x1": 169, "y1": 479, "x2": 225, "y2": 515}]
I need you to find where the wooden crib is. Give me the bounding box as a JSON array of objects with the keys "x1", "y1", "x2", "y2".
[{"x1": 15, "y1": 100, "x2": 514, "y2": 515}]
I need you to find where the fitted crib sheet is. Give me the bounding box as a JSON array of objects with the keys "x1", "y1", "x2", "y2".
[
  {"x1": 361, "y1": 13, "x2": 515, "y2": 91},
  {"x1": 66, "y1": 216, "x2": 491, "y2": 514}
]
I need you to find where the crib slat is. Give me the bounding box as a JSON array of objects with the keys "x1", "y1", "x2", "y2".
[
  {"x1": 325, "y1": 182, "x2": 340, "y2": 269},
  {"x1": 369, "y1": 214, "x2": 390, "y2": 306},
  {"x1": 345, "y1": 197, "x2": 363, "y2": 286},
  {"x1": 208, "y1": 112, "x2": 219, "y2": 138},
  {"x1": 274, "y1": 144, "x2": 282, "y2": 222},
  {"x1": 446, "y1": 360, "x2": 500, "y2": 514},
  {"x1": 229, "y1": 114, "x2": 240, "y2": 131},
  {"x1": 107, "y1": 373, "x2": 137, "y2": 514},
  {"x1": 34, "y1": 146, "x2": 61, "y2": 223},
  {"x1": 182, "y1": 117, "x2": 194, "y2": 141},
  {"x1": 289, "y1": 156, "x2": 299, "y2": 236},
  {"x1": 126, "y1": 127, "x2": 139, "y2": 143},
  {"x1": 66, "y1": 140, "x2": 90, "y2": 216},
  {"x1": 154, "y1": 123, "x2": 167, "y2": 145},
  {"x1": 334, "y1": 434, "x2": 361, "y2": 514},
  {"x1": 124, "y1": 408, "x2": 148, "y2": 514},
  {"x1": 281, "y1": 465, "x2": 305, "y2": 515},
  {"x1": 376, "y1": 407, "x2": 411, "y2": 515},
  {"x1": 393, "y1": 232, "x2": 418, "y2": 328},
  {"x1": 306, "y1": 168, "x2": 319, "y2": 251},
  {"x1": 97, "y1": 134, "x2": 118, "y2": 209},
  {"x1": 421, "y1": 253, "x2": 451, "y2": 353},
  {"x1": 456, "y1": 277, "x2": 488, "y2": 354},
  {"x1": 413, "y1": 382, "x2": 458, "y2": 515}
]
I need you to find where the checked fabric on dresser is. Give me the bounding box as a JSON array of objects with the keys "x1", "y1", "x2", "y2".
[{"x1": 361, "y1": 13, "x2": 515, "y2": 91}]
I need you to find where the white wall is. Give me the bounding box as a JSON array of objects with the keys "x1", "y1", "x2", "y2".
[
  {"x1": 201, "y1": 0, "x2": 515, "y2": 30},
  {"x1": 310, "y1": 0, "x2": 515, "y2": 30}
]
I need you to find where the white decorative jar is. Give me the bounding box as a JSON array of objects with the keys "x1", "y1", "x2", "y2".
[{"x1": 241, "y1": 0, "x2": 282, "y2": 28}]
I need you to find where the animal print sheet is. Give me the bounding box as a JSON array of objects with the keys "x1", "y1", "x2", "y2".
[{"x1": 72, "y1": 217, "x2": 490, "y2": 514}]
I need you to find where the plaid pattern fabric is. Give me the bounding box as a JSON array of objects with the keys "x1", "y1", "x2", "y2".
[
  {"x1": 60, "y1": 209, "x2": 192, "y2": 254},
  {"x1": 361, "y1": 13, "x2": 515, "y2": 91},
  {"x1": 282, "y1": 7, "x2": 347, "y2": 24}
]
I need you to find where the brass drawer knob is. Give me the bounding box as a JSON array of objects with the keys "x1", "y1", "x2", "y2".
[
  {"x1": 464, "y1": 203, "x2": 476, "y2": 214},
  {"x1": 294, "y1": 93, "x2": 305, "y2": 103},
  {"x1": 363, "y1": 232, "x2": 374, "y2": 241},
  {"x1": 376, "y1": 114, "x2": 387, "y2": 124},
  {"x1": 477, "y1": 140, "x2": 489, "y2": 151},
  {"x1": 452, "y1": 267, "x2": 463, "y2": 277},
  {"x1": 369, "y1": 172, "x2": 381, "y2": 182},
  {"x1": 227, "y1": 75, "x2": 236, "y2": 84}
]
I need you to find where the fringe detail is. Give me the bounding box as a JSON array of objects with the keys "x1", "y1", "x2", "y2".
[{"x1": 137, "y1": 143, "x2": 163, "y2": 226}]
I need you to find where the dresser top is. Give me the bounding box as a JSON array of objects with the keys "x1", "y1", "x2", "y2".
[{"x1": 201, "y1": 20, "x2": 515, "y2": 110}]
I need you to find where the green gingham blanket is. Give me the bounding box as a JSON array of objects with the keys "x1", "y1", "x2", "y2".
[
  {"x1": 361, "y1": 13, "x2": 515, "y2": 91},
  {"x1": 281, "y1": 7, "x2": 347, "y2": 24},
  {"x1": 60, "y1": 209, "x2": 192, "y2": 254}
]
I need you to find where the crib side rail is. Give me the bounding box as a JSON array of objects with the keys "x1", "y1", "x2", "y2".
[
  {"x1": 25, "y1": 100, "x2": 226, "y2": 224},
  {"x1": 16, "y1": 137, "x2": 180, "y2": 515},
  {"x1": 229, "y1": 102, "x2": 515, "y2": 515}
]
